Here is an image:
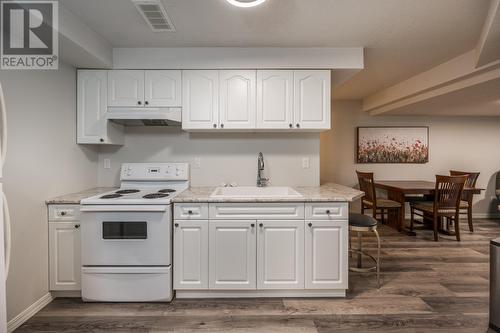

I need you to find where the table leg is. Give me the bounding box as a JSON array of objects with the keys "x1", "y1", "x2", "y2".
[{"x1": 387, "y1": 190, "x2": 416, "y2": 236}]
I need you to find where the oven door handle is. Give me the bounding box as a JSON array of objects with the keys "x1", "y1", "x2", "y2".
[{"x1": 80, "y1": 205, "x2": 168, "y2": 212}]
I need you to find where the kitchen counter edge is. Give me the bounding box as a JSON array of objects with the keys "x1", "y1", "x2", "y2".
[
  {"x1": 172, "y1": 183, "x2": 364, "y2": 203},
  {"x1": 46, "y1": 187, "x2": 117, "y2": 205}
]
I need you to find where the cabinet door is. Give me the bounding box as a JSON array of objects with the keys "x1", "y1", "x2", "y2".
[
  {"x1": 305, "y1": 220, "x2": 348, "y2": 289},
  {"x1": 209, "y1": 220, "x2": 256, "y2": 290},
  {"x1": 49, "y1": 222, "x2": 81, "y2": 291},
  {"x1": 257, "y1": 220, "x2": 304, "y2": 289},
  {"x1": 182, "y1": 70, "x2": 219, "y2": 130},
  {"x1": 293, "y1": 70, "x2": 331, "y2": 130},
  {"x1": 108, "y1": 70, "x2": 144, "y2": 107},
  {"x1": 219, "y1": 70, "x2": 256, "y2": 129},
  {"x1": 145, "y1": 70, "x2": 181, "y2": 107},
  {"x1": 173, "y1": 220, "x2": 209, "y2": 290},
  {"x1": 256, "y1": 70, "x2": 294, "y2": 129},
  {"x1": 77, "y1": 70, "x2": 106, "y2": 144}
]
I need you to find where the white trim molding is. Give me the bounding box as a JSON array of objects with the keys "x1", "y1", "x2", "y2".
[
  {"x1": 7, "y1": 293, "x2": 53, "y2": 333},
  {"x1": 112, "y1": 47, "x2": 364, "y2": 70}
]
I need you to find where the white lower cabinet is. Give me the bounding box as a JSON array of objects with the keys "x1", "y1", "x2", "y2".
[
  {"x1": 173, "y1": 220, "x2": 209, "y2": 289},
  {"x1": 173, "y1": 202, "x2": 348, "y2": 297},
  {"x1": 209, "y1": 220, "x2": 256, "y2": 290},
  {"x1": 257, "y1": 220, "x2": 304, "y2": 289},
  {"x1": 49, "y1": 221, "x2": 81, "y2": 291},
  {"x1": 305, "y1": 220, "x2": 348, "y2": 289}
]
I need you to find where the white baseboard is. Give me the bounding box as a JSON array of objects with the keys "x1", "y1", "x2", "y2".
[{"x1": 7, "y1": 292, "x2": 53, "y2": 333}]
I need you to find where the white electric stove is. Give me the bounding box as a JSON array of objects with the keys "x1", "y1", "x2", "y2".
[{"x1": 80, "y1": 163, "x2": 189, "y2": 302}]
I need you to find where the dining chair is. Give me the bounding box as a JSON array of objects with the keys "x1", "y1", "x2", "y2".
[
  {"x1": 410, "y1": 175, "x2": 468, "y2": 241},
  {"x1": 450, "y1": 170, "x2": 480, "y2": 232},
  {"x1": 496, "y1": 172, "x2": 500, "y2": 202},
  {"x1": 356, "y1": 171, "x2": 402, "y2": 223}
]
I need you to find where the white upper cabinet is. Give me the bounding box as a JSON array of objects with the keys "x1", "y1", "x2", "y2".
[
  {"x1": 145, "y1": 70, "x2": 181, "y2": 107},
  {"x1": 257, "y1": 70, "x2": 294, "y2": 129},
  {"x1": 293, "y1": 70, "x2": 331, "y2": 129},
  {"x1": 77, "y1": 70, "x2": 123, "y2": 145},
  {"x1": 219, "y1": 70, "x2": 256, "y2": 129},
  {"x1": 108, "y1": 70, "x2": 145, "y2": 107},
  {"x1": 257, "y1": 220, "x2": 304, "y2": 289},
  {"x1": 182, "y1": 70, "x2": 219, "y2": 130}
]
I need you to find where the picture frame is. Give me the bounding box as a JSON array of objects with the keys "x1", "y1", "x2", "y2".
[{"x1": 356, "y1": 126, "x2": 429, "y2": 164}]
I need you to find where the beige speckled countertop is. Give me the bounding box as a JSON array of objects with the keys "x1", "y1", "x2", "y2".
[
  {"x1": 172, "y1": 183, "x2": 363, "y2": 203},
  {"x1": 46, "y1": 187, "x2": 117, "y2": 205}
]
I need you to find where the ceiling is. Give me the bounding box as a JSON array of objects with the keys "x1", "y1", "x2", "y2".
[{"x1": 61, "y1": 0, "x2": 491, "y2": 99}]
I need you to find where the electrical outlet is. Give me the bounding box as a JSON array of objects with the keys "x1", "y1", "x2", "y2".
[
  {"x1": 302, "y1": 157, "x2": 310, "y2": 169},
  {"x1": 194, "y1": 157, "x2": 201, "y2": 169},
  {"x1": 104, "y1": 159, "x2": 111, "y2": 169}
]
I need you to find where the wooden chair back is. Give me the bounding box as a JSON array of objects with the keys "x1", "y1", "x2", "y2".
[
  {"x1": 450, "y1": 170, "x2": 480, "y2": 202},
  {"x1": 434, "y1": 175, "x2": 468, "y2": 213},
  {"x1": 496, "y1": 172, "x2": 500, "y2": 194},
  {"x1": 356, "y1": 171, "x2": 377, "y2": 207}
]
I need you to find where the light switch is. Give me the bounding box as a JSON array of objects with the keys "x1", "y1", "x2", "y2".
[
  {"x1": 104, "y1": 159, "x2": 111, "y2": 169},
  {"x1": 194, "y1": 157, "x2": 201, "y2": 169},
  {"x1": 302, "y1": 157, "x2": 310, "y2": 169}
]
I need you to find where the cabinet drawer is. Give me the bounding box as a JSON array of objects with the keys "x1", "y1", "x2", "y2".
[
  {"x1": 174, "y1": 203, "x2": 209, "y2": 220},
  {"x1": 305, "y1": 202, "x2": 347, "y2": 220},
  {"x1": 209, "y1": 203, "x2": 304, "y2": 220},
  {"x1": 48, "y1": 205, "x2": 81, "y2": 221}
]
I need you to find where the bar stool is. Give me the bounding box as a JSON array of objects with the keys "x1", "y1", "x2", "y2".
[{"x1": 349, "y1": 213, "x2": 381, "y2": 288}]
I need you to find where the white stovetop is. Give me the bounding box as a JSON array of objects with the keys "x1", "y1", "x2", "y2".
[{"x1": 81, "y1": 184, "x2": 187, "y2": 205}]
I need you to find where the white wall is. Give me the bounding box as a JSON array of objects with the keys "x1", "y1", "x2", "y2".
[
  {"x1": 321, "y1": 100, "x2": 500, "y2": 216},
  {"x1": 98, "y1": 128, "x2": 320, "y2": 187},
  {"x1": 0, "y1": 63, "x2": 98, "y2": 321}
]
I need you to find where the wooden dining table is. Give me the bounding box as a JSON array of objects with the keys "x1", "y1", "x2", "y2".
[{"x1": 374, "y1": 180, "x2": 483, "y2": 236}]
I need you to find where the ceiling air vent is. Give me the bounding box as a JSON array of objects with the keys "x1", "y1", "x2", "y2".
[{"x1": 133, "y1": 0, "x2": 175, "y2": 32}]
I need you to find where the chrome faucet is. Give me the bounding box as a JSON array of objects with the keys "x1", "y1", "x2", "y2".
[{"x1": 257, "y1": 152, "x2": 269, "y2": 187}]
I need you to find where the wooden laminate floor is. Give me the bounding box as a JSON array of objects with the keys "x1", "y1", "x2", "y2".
[{"x1": 16, "y1": 219, "x2": 500, "y2": 333}]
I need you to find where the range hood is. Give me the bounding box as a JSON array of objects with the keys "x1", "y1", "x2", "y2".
[{"x1": 106, "y1": 107, "x2": 181, "y2": 126}]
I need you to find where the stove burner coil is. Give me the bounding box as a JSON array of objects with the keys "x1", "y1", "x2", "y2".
[
  {"x1": 158, "y1": 189, "x2": 176, "y2": 193},
  {"x1": 115, "y1": 189, "x2": 140, "y2": 194},
  {"x1": 100, "y1": 194, "x2": 123, "y2": 199},
  {"x1": 143, "y1": 193, "x2": 169, "y2": 199}
]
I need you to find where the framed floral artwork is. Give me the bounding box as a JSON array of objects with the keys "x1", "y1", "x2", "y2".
[{"x1": 356, "y1": 126, "x2": 429, "y2": 164}]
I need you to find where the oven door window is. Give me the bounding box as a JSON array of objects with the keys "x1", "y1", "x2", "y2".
[{"x1": 102, "y1": 222, "x2": 147, "y2": 239}]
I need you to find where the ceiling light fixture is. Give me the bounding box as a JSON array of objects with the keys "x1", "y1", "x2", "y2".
[{"x1": 225, "y1": 0, "x2": 267, "y2": 8}]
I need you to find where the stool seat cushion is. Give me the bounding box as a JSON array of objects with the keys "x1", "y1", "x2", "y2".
[{"x1": 349, "y1": 213, "x2": 378, "y2": 228}]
